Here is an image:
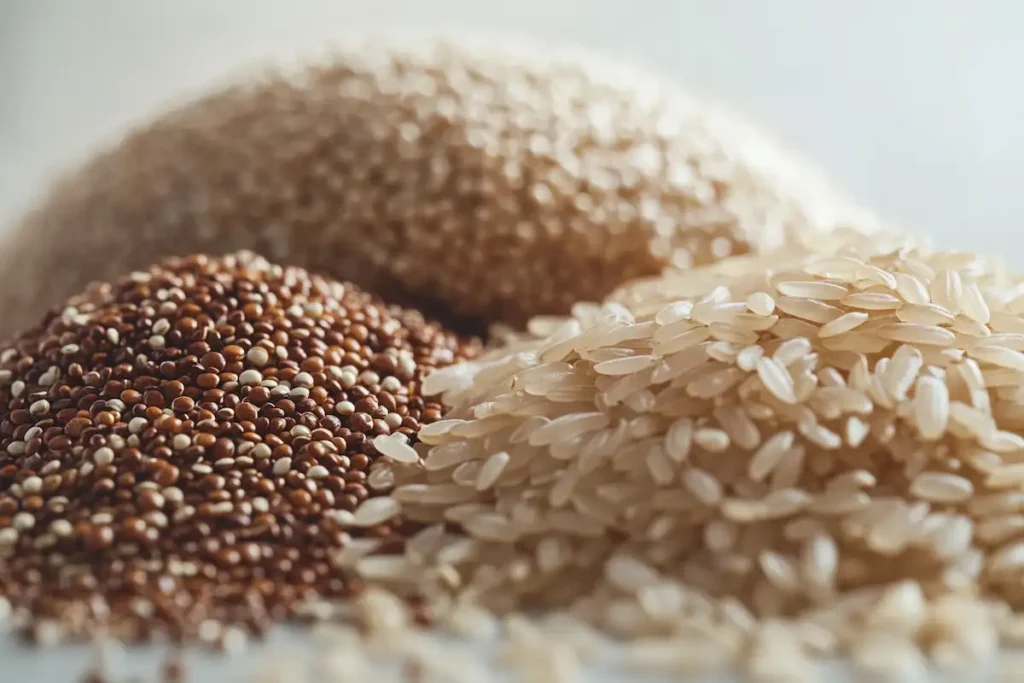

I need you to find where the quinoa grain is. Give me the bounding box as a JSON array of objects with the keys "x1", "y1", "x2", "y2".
[
  {"x1": 0, "y1": 39, "x2": 874, "y2": 337},
  {"x1": 0, "y1": 251, "x2": 478, "y2": 644}
]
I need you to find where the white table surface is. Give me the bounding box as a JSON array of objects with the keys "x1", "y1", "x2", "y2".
[{"x1": 1, "y1": 624, "x2": 1020, "y2": 682}]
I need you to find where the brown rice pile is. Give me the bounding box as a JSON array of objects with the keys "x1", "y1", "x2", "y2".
[
  {"x1": 0, "y1": 37, "x2": 876, "y2": 338},
  {"x1": 302, "y1": 231, "x2": 1024, "y2": 681}
]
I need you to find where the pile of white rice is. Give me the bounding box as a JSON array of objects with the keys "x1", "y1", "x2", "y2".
[{"x1": 305, "y1": 230, "x2": 1024, "y2": 682}]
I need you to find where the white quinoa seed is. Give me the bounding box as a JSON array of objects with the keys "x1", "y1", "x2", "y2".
[
  {"x1": 93, "y1": 447, "x2": 115, "y2": 466},
  {"x1": 238, "y1": 369, "x2": 263, "y2": 386},
  {"x1": 49, "y1": 520, "x2": 73, "y2": 537},
  {"x1": 306, "y1": 465, "x2": 329, "y2": 480},
  {"x1": 12, "y1": 512, "x2": 35, "y2": 531},
  {"x1": 380, "y1": 376, "x2": 403, "y2": 393},
  {"x1": 246, "y1": 346, "x2": 270, "y2": 367}
]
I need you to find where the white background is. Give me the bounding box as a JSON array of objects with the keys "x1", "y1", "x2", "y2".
[{"x1": 1, "y1": 0, "x2": 1022, "y2": 257}]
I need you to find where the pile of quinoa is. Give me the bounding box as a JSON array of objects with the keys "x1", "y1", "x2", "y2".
[
  {"x1": 0, "y1": 251, "x2": 479, "y2": 646},
  {"x1": 0, "y1": 38, "x2": 876, "y2": 338}
]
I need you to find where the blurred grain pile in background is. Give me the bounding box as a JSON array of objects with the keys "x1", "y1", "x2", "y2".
[
  {"x1": 2, "y1": 0, "x2": 1022, "y2": 259},
  {"x1": 0, "y1": 38, "x2": 872, "y2": 338}
]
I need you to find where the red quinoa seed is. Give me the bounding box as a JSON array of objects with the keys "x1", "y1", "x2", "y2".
[{"x1": 0, "y1": 251, "x2": 479, "y2": 647}]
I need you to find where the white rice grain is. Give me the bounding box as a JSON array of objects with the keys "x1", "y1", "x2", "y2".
[
  {"x1": 351, "y1": 497, "x2": 403, "y2": 527},
  {"x1": 876, "y1": 323, "x2": 957, "y2": 346},
  {"x1": 776, "y1": 280, "x2": 848, "y2": 300},
  {"x1": 338, "y1": 242, "x2": 1024, "y2": 681},
  {"x1": 756, "y1": 357, "x2": 797, "y2": 404},
  {"x1": 748, "y1": 431, "x2": 795, "y2": 482},
  {"x1": 773, "y1": 337, "x2": 813, "y2": 366},
  {"x1": 663, "y1": 418, "x2": 694, "y2": 462},
  {"x1": 818, "y1": 311, "x2": 869, "y2": 338},
  {"x1": 746, "y1": 292, "x2": 776, "y2": 316},
  {"x1": 913, "y1": 375, "x2": 950, "y2": 441},
  {"x1": 475, "y1": 452, "x2": 511, "y2": 491},
  {"x1": 593, "y1": 354, "x2": 657, "y2": 376},
  {"x1": 893, "y1": 272, "x2": 931, "y2": 305},
  {"x1": 968, "y1": 345, "x2": 1024, "y2": 371},
  {"x1": 373, "y1": 434, "x2": 421, "y2": 463},
  {"x1": 841, "y1": 292, "x2": 904, "y2": 310},
  {"x1": 528, "y1": 412, "x2": 610, "y2": 446},
  {"x1": 683, "y1": 468, "x2": 723, "y2": 505},
  {"x1": 931, "y1": 269, "x2": 963, "y2": 314},
  {"x1": 909, "y1": 472, "x2": 974, "y2": 503}
]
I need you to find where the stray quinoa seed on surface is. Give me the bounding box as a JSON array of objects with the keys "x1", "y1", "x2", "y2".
[{"x1": 0, "y1": 251, "x2": 479, "y2": 645}]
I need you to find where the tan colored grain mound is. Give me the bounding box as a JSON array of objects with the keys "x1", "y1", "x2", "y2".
[
  {"x1": 314, "y1": 231, "x2": 1024, "y2": 681},
  {"x1": 0, "y1": 37, "x2": 874, "y2": 339}
]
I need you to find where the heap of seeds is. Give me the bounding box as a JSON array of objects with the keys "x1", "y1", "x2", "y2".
[
  {"x1": 0, "y1": 38, "x2": 876, "y2": 337},
  {"x1": 323, "y1": 232, "x2": 1024, "y2": 681},
  {"x1": 0, "y1": 251, "x2": 479, "y2": 646}
]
